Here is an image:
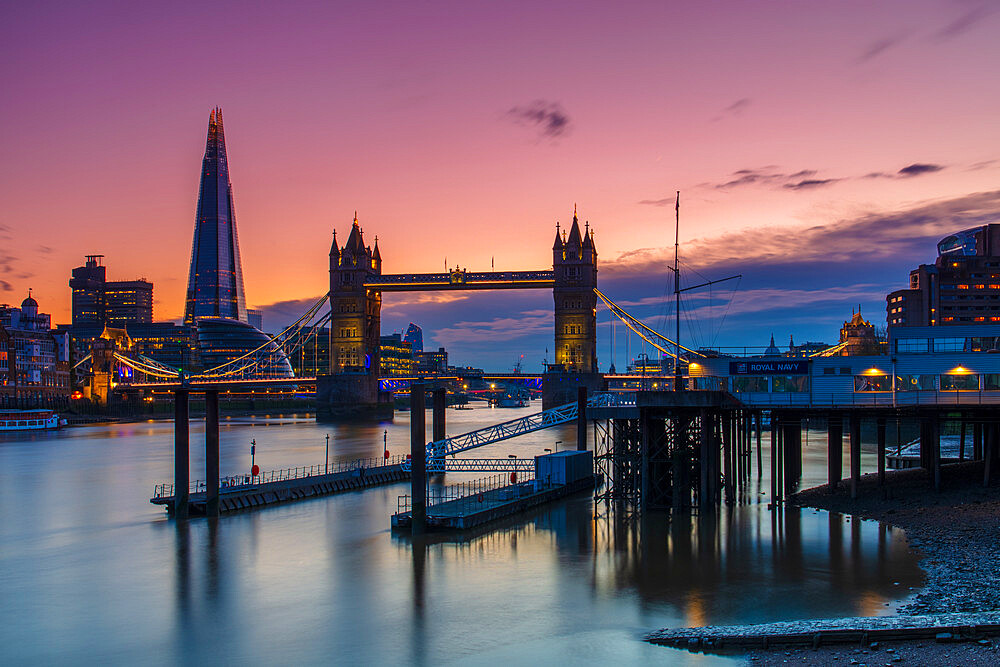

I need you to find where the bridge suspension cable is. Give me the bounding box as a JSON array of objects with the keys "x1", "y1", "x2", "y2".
[
  {"x1": 593, "y1": 288, "x2": 705, "y2": 360},
  {"x1": 198, "y1": 292, "x2": 330, "y2": 376}
]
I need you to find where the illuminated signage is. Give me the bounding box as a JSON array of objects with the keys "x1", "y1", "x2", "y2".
[{"x1": 729, "y1": 360, "x2": 808, "y2": 375}]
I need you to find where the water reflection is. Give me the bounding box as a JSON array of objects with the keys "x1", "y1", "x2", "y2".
[{"x1": 3, "y1": 410, "x2": 923, "y2": 665}]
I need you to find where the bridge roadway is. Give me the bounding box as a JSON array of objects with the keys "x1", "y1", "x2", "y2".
[{"x1": 365, "y1": 270, "x2": 554, "y2": 292}]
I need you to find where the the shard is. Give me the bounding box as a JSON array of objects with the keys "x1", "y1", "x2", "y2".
[{"x1": 184, "y1": 107, "x2": 248, "y2": 324}]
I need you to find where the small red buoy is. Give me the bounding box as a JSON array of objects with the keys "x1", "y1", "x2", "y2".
[
  {"x1": 406, "y1": 454, "x2": 412, "y2": 460},
  {"x1": 510, "y1": 472, "x2": 517, "y2": 484},
  {"x1": 251, "y1": 464, "x2": 260, "y2": 476},
  {"x1": 384, "y1": 450, "x2": 390, "y2": 459}
]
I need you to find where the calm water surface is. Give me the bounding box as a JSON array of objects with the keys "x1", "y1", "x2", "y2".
[{"x1": 0, "y1": 404, "x2": 923, "y2": 665}]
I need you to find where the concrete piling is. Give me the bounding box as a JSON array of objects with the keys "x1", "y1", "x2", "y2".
[
  {"x1": 828, "y1": 414, "x2": 842, "y2": 491},
  {"x1": 174, "y1": 389, "x2": 190, "y2": 520},
  {"x1": 205, "y1": 391, "x2": 220, "y2": 518},
  {"x1": 410, "y1": 383, "x2": 426, "y2": 535}
]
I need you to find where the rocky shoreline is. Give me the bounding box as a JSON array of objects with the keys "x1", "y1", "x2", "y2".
[{"x1": 742, "y1": 461, "x2": 1000, "y2": 664}]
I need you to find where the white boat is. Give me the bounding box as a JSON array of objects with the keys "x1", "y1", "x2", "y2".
[{"x1": 0, "y1": 409, "x2": 61, "y2": 431}]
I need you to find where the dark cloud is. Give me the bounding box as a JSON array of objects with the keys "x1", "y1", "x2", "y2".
[
  {"x1": 0, "y1": 280, "x2": 11, "y2": 292},
  {"x1": 36, "y1": 245, "x2": 53, "y2": 254},
  {"x1": 615, "y1": 190, "x2": 1000, "y2": 275},
  {"x1": 783, "y1": 178, "x2": 841, "y2": 190},
  {"x1": 935, "y1": 4, "x2": 996, "y2": 40},
  {"x1": 857, "y1": 35, "x2": 905, "y2": 62},
  {"x1": 506, "y1": 100, "x2": 571, "y2": 139},
  {"x1": 897, "y1": 163, "x2": 944, "y2": 177},
  {"x1": 724, "y1": 98, "x2": 751, "y2": 115},
  {"x1": 969, "y1": 160, "x2": 998, "y2": 171}
]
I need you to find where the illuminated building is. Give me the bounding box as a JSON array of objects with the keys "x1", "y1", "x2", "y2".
[
  {"x1": 195, "y1": 318, "x2": 293, "y2": 378},
  {"x1": 184, "y1": 108, "x2": 248, "y2": 325},
  {"x1": 415, "y1": 347, "x2": 447, "y2": 374},
  {"x1": 247, "y1": 309, "x2": 263, "y2": 330},
  {"x1": 0, "y1": 294, "x2": 70, "y2": 407},
  {"x1": 887, "y1": 224, "x2": 1000, "y2": 327},
  {"x1": 70, "y1": 255, "x2": 153, "y2": 327},
  {"x1": 285, "y1": 326, "x2": 329, "y2": 377},
  {"x1": 551, "y1": 208, "x2": 598, "y2": 372},
  {"x1": 403, "y1": 323, "x2": 423, "y2": 353},
  {"x1": 379, "y1": 333, "x2": 414, "y2": 376}
]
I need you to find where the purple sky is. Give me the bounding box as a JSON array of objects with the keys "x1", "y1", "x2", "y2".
[{"x1": 2, "y1": 1, "x2": 999, "y2": 369}]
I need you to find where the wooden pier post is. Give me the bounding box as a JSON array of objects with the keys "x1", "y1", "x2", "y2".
[
  {"x1": 432, "y1": 387, "x2": 446, "y2": 443},
  {"x1": 699, "y1": 408, "x2": 711, "y2": 508},
  {"x1": 723, "y1": 412, "x2": 734, "y2": 504},
  {"x1": 783, "y1": 417, "x2": 801, "y2": 494},
  {"x1": 876, "y1": 417, "x2": 886, "y2": 495},
  {"x1": 410, "y1": 383, "x2": 426, "y2": 535},
  {"x1": 959, "y1": 419, "x2": 966, "y2": 461},
  {"x1": 849, "y1": 414, "x2": 861, "y2": 500},
  {"x1": 974, "y1": 422, "x2": 984, "y2": 461},
  {"x1": 577, "y1": 386, "x2": 588, "y2": 451},
  {"x1": 827, "y1": 414, "x2": 842, "y2": 492},
  {"x1": 984, "y1": 424, "x2": 995, "y2": 488},
  {"x1": 205, "y1": 390, "x2": 220, "y2": 518},
  {"x1": 173, "y1": 389, "x2": 190, "y2": 520},
  {"x1": 927, "y1": 415, "x2": 941, "y2": 491},
  {"x1": 756, "y1": 412, "x2": 762, "y2": 479}
]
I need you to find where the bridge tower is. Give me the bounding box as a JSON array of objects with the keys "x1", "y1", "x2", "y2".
[
  {"x1": 544, "y1": 208, "x2": 602, "y2": 408},
  {"x1": 317, "y1": 215, "x2": 389, "y2": 419}
]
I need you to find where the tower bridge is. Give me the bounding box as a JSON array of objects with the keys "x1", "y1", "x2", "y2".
[{"x1": 319, "y1": 210, "x2": 602, "y2": 419}]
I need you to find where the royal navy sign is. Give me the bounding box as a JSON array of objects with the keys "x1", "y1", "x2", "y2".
[{"x1": 729, "y1": 360, "x2": 809, "y2": 375}]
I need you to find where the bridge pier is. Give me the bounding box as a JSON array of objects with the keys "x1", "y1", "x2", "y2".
[
  {"x1": 577, "y1": 387, "x2": 588, "y2": 451},
  {"x1": 205, "y1": 391, "x2": 220, "y2": 517},
  {"x1": 173, "y1": 390, "x2": 190, "y2": 520},
  {"x1": 410, "y1": 383, "x2": 426, "y2": 535}
]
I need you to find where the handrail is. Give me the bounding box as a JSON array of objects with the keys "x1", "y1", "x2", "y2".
[{"x1": 152, "y1": 454, "x2": 407, "y2": 500}]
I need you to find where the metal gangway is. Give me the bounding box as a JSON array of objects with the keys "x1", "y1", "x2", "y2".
[{"x1": 401, "y1": 392, "x2": 631, "y2": 472}]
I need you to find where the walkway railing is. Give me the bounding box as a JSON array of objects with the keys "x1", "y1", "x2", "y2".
[
  {"x1": 397, "y1": 471, "x2": 538, "y2": 514},
  {"x1": 152, "y1": 455, "x2": 408, "y2": 500},
  {"x1": 401, "y1": 457, "x2": 536, "y2": 473},
  {"x1": 732, "y1": 389, "x2": 1000, "y2": 409},
  {"x1": 426, "y1": 391, "x2": 626, "y2": 459}
]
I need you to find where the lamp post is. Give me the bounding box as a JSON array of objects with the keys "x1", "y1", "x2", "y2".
[
  {"x1": 554, "y1": 440, "x2": 562, "y2": 453},
  {"x1": 325, "y1": 433, "x2": 330, "y2": 474},
  {"x1": 383, "y1": 429, "x2": 388, "y2": 461}
]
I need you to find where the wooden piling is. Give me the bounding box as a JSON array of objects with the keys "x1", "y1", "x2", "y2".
[
  {"x1": 827, "y1": 414, "x2": 842, "y2": 491},
  {"x1": 849, "y1": 414, "x2": 861, "y2": 500},
  {"x1": 876, "y1": 417, "x2": 886, "y2": 494}
]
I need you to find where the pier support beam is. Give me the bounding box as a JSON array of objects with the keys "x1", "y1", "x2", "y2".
[
  {"x1": 432, "y1": 388, "x2": 446, "y2": 443},
  {"x1": 205, "y1": 391, "x2": 220, "y2": 518},
  {"x1": 577, "y1": 386, "x2": 588, "y2": 451},
  {"x1": 410, "y1": 384, "x2": 426, "y2": 535},
  {"x1": 699, "y1": 409, "x2": 712, "y2": 508},
  {"x1": 985, "y1": 424, "x2": 996, "y2": 488},
  {"x1": 827, "y1": 414, "x2": 842, "y2": 492},
  {"x1": 849, "y1": 414, "x2": 861, "y2": 500},
  {"x1": 173, "y1": 389, "x2": 190, "y2": 520}
]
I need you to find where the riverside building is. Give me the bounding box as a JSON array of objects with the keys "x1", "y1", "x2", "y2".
[{"x1": 887, "y1": 223, "x2": 1000, "y2": 327}]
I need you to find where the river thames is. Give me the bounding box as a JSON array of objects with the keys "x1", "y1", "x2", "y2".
[{"x1": 0, "y1": 404, "x2": 923, "y2": 664}]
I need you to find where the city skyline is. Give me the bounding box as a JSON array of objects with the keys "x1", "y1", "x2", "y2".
[{"x1": 3, "y1": 1, "x2": 1000, "y2": 367}]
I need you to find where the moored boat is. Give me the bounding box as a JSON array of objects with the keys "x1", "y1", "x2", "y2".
[{"x1": 0, "y1": 409, "x2": 61, "y2": 431}]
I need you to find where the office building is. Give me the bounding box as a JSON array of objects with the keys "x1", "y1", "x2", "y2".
[
  {"x1": 415, "y1": 347, "x2": 447, "y2": 374},
  {"x1": 379, "y1": 333, "x2": 414, "y2": 377},
  {"x1": 247, "y1": 309, "x2": 263, "y2": 330},
  {"x1": 70, "y1": 255, "x2": 153, "y2": 327},
  {"x1": 887, "y1": 224, "x2": 1000, "y2": 327},
  {"x1": 184, "y1": 107, "x2": 248, "y2": 324},
  {"x1": 403, "y1": 323, "x2": 423, "y2": 353}
]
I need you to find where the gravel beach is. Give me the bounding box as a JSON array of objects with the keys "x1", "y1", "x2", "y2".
[{"x1": 743, "y1": 460, "x2": 1000, "y2": 664}]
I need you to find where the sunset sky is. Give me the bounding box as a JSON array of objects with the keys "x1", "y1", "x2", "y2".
[{"x1": 3, "y1": 1, "x2": 999, "y2": 369}]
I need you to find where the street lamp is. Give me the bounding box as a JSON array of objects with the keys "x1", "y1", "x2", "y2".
[
  {"x1": 383, "y1": 429, "x2": 388, "y2": 461},
  {"x1": 554, "y1": 440, "x2": 562, "y2": 453},
  {"x1": 325, "y1": 434, "x2": 330, "y2": 474}
]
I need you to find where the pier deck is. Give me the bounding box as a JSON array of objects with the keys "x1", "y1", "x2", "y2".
[{"x1": 151, "y1": 459, "x2": 409, "y2": 516}]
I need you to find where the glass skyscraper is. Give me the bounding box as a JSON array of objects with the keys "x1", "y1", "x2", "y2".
[{"x1": 184, "y1": 107, "x2": 248, "y2": 325}]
